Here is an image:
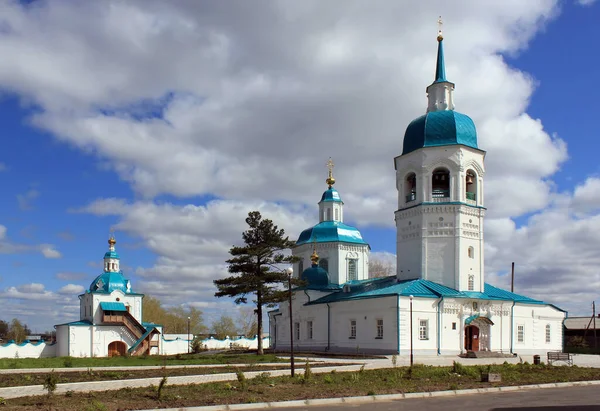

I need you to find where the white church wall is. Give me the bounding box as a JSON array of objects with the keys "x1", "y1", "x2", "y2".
[
  {"x1": 330, "y1": 296, "x2": 398, "y2": 353},
  {"x1": 91, "y1": 291, "x2": 143, "y2": 324},
  {"x1": 55, "y1": 325, "x2": 69, "y2": 357},
  {"x1": 68, "y1": 326, "x2": 92, "y2": 357},
  {"x1": 399, "y1": 297, "x2": 440, "y2": 355},
  {"x1": 510, "y1": 304, "x2": 565, "y2": 356}
]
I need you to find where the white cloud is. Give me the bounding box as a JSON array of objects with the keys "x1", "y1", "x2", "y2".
[
  {"x1": 0, "y1": 162, "x2": 6, "y2": 172},
  {"x1": 16, "y1": 189, "x2": 40, "y2": 211},
  {"x1": 58, "y1": 284, "x2": 85, "y2": 295},
  {"x1": 40, "y1": 245, "x2": 62, "y2": 259},
  {"x1": 576, "y1": 0, "x2": 597, "y2": 6},
  {"x1": 17, "y1": 283, "x2": 46, "y2": 293},
  {"x1": 571, "y1": 177, "x2": 600, "y2": 214}
]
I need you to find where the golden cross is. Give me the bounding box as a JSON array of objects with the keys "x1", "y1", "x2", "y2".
[{"x1": 327, "y1": 157, "x2": 334, "y2": 178}]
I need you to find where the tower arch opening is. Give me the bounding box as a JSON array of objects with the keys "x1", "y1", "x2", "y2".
[
  {"x1": 405, "y1": 172, "x2": 417, "y2": 203},
  {"x1": 466, "y1": 170, "x2": 477, "y2": 202},
  {"x1": 432, "y1": 167, "x2": 450, "y2": 199}
]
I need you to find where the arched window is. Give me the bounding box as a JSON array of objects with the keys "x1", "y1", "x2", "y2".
[
  {"x1": 298, "y1": 259, "x2": 304, "y2": 273},
  {"x1": 348, "y1": 259, "x2": 358, "y2": 281},
  {"x1": 468, "y1": 247, "x2": 474, "y2": 259},
  {"x1": 545, "y1": 324, "x2": 551, "y2": 343},
  {"x1": 432, "y1": 168, "x2": 450, "y2": 198},
  {"x1": 466, "y1": 170, "x2": 477, "y2": 202},
  {"x1": 405, "y1": 172, "x2": 417, "y2": 203},
  {"x1": 468, "y1": 275, "x2": 474, "y2": 291},
  {"x1": 334, "y1": 208, "x2": 339, "y2": 221},
  {"x1": 319, "y1": 258, "x2": 329, "y2": 272}
]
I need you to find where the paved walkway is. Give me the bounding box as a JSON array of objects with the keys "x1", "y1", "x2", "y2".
[{"x1": 1, "y1": 354, "x2": 598, "y2": 400}]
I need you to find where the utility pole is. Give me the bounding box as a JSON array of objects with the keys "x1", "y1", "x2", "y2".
[
  {"x1": 511, "y1": 262, "x2": 515, "y2": 293},
  {"x1": 594, "y1": 302, "x2": 597, "y2": 351}
]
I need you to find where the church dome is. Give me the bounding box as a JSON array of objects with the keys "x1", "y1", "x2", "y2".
[
  {"x1": 104, "y1": 250, "x2": 120, "y2": 259},
  {"x1": 89, "y1": 271, "x2": 131, "y2": 294},
  {"x1": 320, "y1": 188, "x2": 343, "y2": 203},
  {"x1": 402, "y1": 110, "x2": 478, "y2": 155},
  {"x1": 297, "y1": 221, "x2": 367, "y2": 246},
  {"x1": 301, "y1": 264, "x2": 329, "y2": 287}
]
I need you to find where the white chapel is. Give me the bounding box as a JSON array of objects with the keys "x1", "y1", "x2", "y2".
[{"x1": 269, "y1": 27, "x2": 566, "y2": 356}]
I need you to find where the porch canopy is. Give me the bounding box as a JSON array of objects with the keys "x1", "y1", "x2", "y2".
[{"x1": 465, "y1": 314, "x2": 494, "y2": 325}]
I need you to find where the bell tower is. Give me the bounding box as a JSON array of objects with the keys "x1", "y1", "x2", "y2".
[{"x1": 394, "y1": 19, "x2": 486, "y2": 292}]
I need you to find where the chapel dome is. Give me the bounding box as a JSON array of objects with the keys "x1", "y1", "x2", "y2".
[
  {"x1": 320, "y1": 188, "x2": 343, "y2": 203},
  {"x1": 296, "y1": 221, "x2": 367, "y2": 246},
  {"x1": 402, "y1": 110, "x2": 478, "y2": 155},
  {"x1": 104, "y1": 250, "x2": 120, "y2": 259},
  {"x1": 89, "y1": 272, "x2": 131, "y2": 294},
  {"x1": 301, "y1": 264, "x2": 329, "y2": 287}
]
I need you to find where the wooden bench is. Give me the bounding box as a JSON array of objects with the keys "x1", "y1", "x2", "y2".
[{"x1": 547, "y1": 351, "x2": 573, "y2": 366}]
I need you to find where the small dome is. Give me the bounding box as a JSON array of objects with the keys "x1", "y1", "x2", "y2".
[
  {"x1": 297, "y1": 221, "x2": 368, "y2": 246},
  {"x1": 104, "y1": 251, "x2": 120, "y2": 259},
  {"x1": 320, "y1": 188, "x2": 343, "y2": 203},
  {"x1": 301, "y1": 264, "x2": 329, "y2": 287},
  {"x1": 89, "y1": 272, "x2": 131, "y2": 294},
  {"x1": 402, "y1": 110, "x2": 478, "y2": 155}
]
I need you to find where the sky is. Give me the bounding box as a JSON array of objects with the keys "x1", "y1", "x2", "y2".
[{"x1": 0, "y1": 0, "x2": 599, "y2": 333}]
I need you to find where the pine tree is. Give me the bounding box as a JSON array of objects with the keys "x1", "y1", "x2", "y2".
[{"x1": 214, "y1": 211, "x2": 298, "y2": 355}]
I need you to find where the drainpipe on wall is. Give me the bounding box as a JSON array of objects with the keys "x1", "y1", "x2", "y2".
[
  {"x1": 304, "y1": 290, "x2": 311, "y2": 303},
  {"x1": 326, "y1": 303, "x2": 331, "y2": 351},
  {"x1": 510, "y1": 301, "x2": 516, "y2": 354},
  {"x1": 437, "y1": 297, "x2": 444, "y2": 355},
  {"x1": 396, "y1": 295, "x2": 400, "y2": 355}
]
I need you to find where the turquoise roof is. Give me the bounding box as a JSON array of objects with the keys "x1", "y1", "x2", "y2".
[
  {"x1": 301, "y1": 264, "x2": 329, "y2": 287},
  {"x1": 320, "y1": 188, "x2": 343, "y2": 203},
  {"x1": 402, "y1": 110, "x2": 478, "y2": 155},
  {"x1": 100, "y1": 301, "x2": 128, "y2": 312},
  {"x1": 434, "y1": 38, "x2": 447, "y2": 83},
  {"x1": 296, "y1": 221, "x2": 368, "y2": 246},
  {"x1": 306, "y1": 277, "x2": 555, "y2": 307},
  {"x1": 89, "y1": 271, "x2": 131, "y2": 294},
  {"x1": 104, "y1": 251, "x2": 120, "y2": 259}
]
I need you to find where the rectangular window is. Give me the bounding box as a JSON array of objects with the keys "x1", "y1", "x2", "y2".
[
  {"x1": 294, "y1": 322, "x2": 300, "y2": 340},
  {"x1": 419, "y1": 319, "x2": 429, "y2": 340},
  {"x1": 376, "y1": 319, "x2": 383, "y2": 339},
  {"x1": 348, "y1": 259, "x2": 358, "y2": 281},
  {"x1": 350, "y1": 320, "x2": 356, "y2": 339},
  {"x1": 307, "y1": 321, "x2": 313, "y2": 340},
  {"x1": 452, "y1": 322, "x2": 457, "y2": 330},
  {"x1": 517, "y1": 325, "x2": 524, "y2": 343},
  {"x1": 545, "y1": 324, "x2": 551, "y2": 343}
]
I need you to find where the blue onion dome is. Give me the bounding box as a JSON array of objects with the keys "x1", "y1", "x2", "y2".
[
  {"x1": 320, "y1": 188, "x2": 342, "y2": 203},
  {"x1": 402, "y1": 110, "x2": 478, "y2": 155},
  {"x1": 297, "y1": 221, "x2": 367, "y2": 246},
  {"x1": 301, "y1": 250, "x2": 329, "y2": 287},
  {"x1": 104, "y1": 250, "x2": 120, "y2": 259},
  {"x1": 89, "y1": 272, "x2": 131, "y2": 294}
]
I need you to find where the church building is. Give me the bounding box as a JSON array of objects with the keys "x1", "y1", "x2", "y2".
[
  {"x1": 55, "y1": 236, "x2": 162, "y2": 357},
  {"x1": 269, "y1": 27, "x2": 566, "y2": 356}
]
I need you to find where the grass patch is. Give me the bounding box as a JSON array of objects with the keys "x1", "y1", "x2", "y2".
[
  {"x1": 0, "y1": 352, "x2": 285, "y2": 370},
  {"x1": 3, "y1": 362, "x2": 600, "y2": 410}
]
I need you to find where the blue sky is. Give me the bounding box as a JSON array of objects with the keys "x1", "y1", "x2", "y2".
[{"x1": 0, "y1": 0, "x2": 599, "y2": 332}]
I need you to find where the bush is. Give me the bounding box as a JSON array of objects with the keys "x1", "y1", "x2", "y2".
[
  {"x1": 303, "y1": 360, "x2": 312, "y2": 381},
  {"x1": 156, "y1": 376, "x2": 167, "y2": 400},
  {"x1": 43, "y1": 371, "x2": 58, "y2": 396},
  {"x1": 236, "y1": 370, "x2": 247, "y2": 391},
  {"x1": 63, "y1": 357, "x2": 73, "y2": 368}
]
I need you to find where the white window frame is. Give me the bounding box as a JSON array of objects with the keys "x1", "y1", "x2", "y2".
[
  {"x1": 307, "y1": 321, "x2": 313, "y2": 340},
  {"x1": 294, "y1": 322, "x2": 300, "y2": 340},
  {"x1": 348, "y1": 259, "x2": 358, "y2": 281},
  {"x1": 376, "y1": 319, "x2": 383, "y2": 339},
  {"x1": 350, "y1": 320, "x2": 357, "y2": 339},
  {"x1": 419, "y1": 319, "x2": 429, "y2": 340},
  {"x1": 517, "y1": 324, "x2": 524, "y2": 343},
  {"x1": 468, "y1": 275, "x2": 474, "y2": 291},
  {"x1": 545, "y1": 324, "x2": 551, "y2": 344}
]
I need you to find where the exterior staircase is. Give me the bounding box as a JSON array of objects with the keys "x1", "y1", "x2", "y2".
[{"x1": 102, "y1": 309, "x2": 159, "y2": 356}]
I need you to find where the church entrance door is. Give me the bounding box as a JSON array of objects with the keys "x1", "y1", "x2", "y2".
[
  {"x1": 108, "y1": 341, "x2": 127, "y2": 357},
  {"x1": 464, "y1": 325, "x2": 479, "y2": 352}
]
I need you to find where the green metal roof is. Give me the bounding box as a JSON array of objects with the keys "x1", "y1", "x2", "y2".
[
  {"x1": 100, "y1": 301, "x2": 128, "y2": 312},
  {"x1": 320, "y1": 188, "x2": 343, "y2": 203},
  {"x1": 306, "y1": 276, "x2": 554, "y2": 306},
  {"x1": 296, "y1": 221, "x2": 368, "y2": 246}
]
